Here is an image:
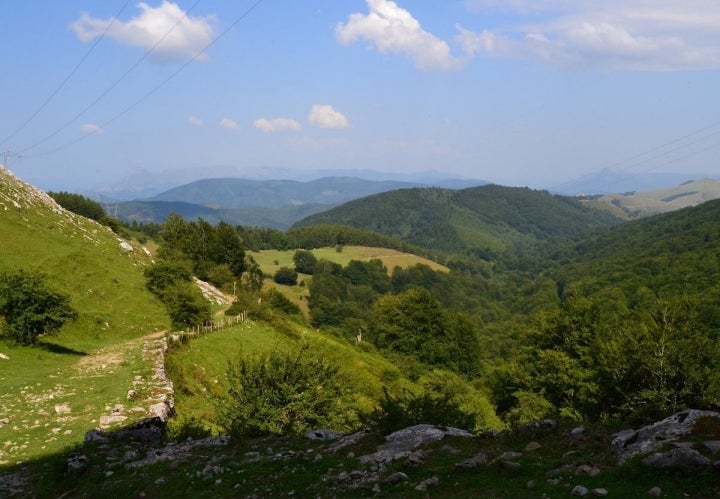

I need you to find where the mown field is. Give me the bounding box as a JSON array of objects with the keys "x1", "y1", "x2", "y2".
[{"x1": 249, "y1": 246, "x2": 448, "y2": 316}]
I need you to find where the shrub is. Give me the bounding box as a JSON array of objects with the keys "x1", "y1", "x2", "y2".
[
  {"x1": 273, "y1": 267, "x2": 298, "y2": 286},
  {"x1": 219, "y1": 345, "x2": 350, "y2": 438},
  {"x1": 0, "y1": 269, "x2": 77, "y2": 344}
]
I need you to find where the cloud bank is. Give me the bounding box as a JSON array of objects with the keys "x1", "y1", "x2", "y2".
[
  {"x1": 219, "y1": 118, "x2": 239, "y2": 131},
  {"x1": 457, "y1": 0, "x2": 720, "y2": 70},
  {"x1": 70, "y1": 1, "x2": 216, "y2": 62},
  {"x1": 336, "y1": 0, "x2": 463, "y2": 71}
]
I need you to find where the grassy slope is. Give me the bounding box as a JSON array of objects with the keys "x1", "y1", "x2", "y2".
[
  {"x1": 0, "y1": 167, "x2": 169, "y2": 465},
  {"x1": 166, "y1": 320, "x2": 414, "y2": 436},
  {"x1": 250, "y1": 246, "x2": 448, "y2": 315},
  {"x1": 580, "y1": 178, "x2": 720, "y2": 220}
]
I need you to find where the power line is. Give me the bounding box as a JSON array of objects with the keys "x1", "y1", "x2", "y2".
[
  {"x1": 26, "y1": 0, "x2": 269, "y2": 159},
  {"x1": 18, "y1": 0, "x2": 204, "y2": 156},
  {"x1": 0, "y1": 0, "x2": 132, "y2": 149}
]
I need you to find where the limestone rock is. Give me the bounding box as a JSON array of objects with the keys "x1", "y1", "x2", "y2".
[
  {"x1": 383, "y1": 472, "x2": 408, "y2": 484},
  {"x1": 572, "y1": 485, "x2": 589, "y2": 496},
  {"x1": 643, "y1": 447, "x2": 711, "y2": 470},
  {"x1": 359, "y1": 424, "x2": 473, "y2": 464},
  {"x1": 648, "y1": 486, "x2": 662, "y2": 497},
  {"x1": 455, "y1": 451, "x2": 490, "y2": 470},
  {"x1": 414, "y1": 476, "x2": 439, "y2": 491},
  {"x1": 525, "y1": 441, "x2": 541, "y2": 452},
  {"x1": 571, "y1": 426, "x2": 586, "y2": 438},
  {"x1": 305, "y1": 429, "x2": 342, "y2": 441},
  {"x1": 576, "y1": 464, "x2": 601, "y2": 476},
  {"x1": 592, "y1": 488, "x2": 608, "y2": 497},
  {"x1": 612, "y1": 409, "x2": 720, "y2": 463}
]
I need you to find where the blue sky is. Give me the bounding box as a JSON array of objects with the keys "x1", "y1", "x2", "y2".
[{"x1": 2, "y1": 0, "x2": 720, "y2": 191}]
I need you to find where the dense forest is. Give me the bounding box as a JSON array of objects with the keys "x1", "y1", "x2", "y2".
[{"x1": 146, "y1": 186, "x2": 720, "y2": 429}]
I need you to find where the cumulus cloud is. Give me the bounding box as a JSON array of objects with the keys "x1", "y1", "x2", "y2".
[
  {"x1": 253, "y1": 118, "x2": 302, "y2": 133},
  {"x1": 457, "y1": 1, "x2": 720, "y2": 70},
  {"x1": 70, "y1": 1, "x2": 216, "y2": 62},
  {"x1": 219, "y1": 118, "x2": 240, "y2": 131},
  {"x1": 308, "y1": 105, "x2": 350, "y2": 129},
  {"x1": 336, "y1": 0, "x2": 463, "y2": 71},
  {"x1": 188, "y1": 115, "x2": 204, "y2": 127},
  {"x1": 82, "y1": 123, "x2": 104, "y2": 134}
]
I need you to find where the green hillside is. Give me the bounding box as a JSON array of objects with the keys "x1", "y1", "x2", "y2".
[
  {"x1": 294, "y1": 185, "x2": 622, "y2": 258},
  {"x1": 0, "y1": 167, "x2": 169, "y2": 464}
]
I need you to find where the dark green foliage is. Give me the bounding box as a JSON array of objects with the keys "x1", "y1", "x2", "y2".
[
  {"x1": 263, "y1": 288, "x2": 302, "y2": 316},
  {"x1": 158, "y1": 214, "x2": 246, "y2": 286},
  {"x1": 219, "y1": 345, "x2": 350, "y2": 437},
  {"x1": 143, "y1": 259, "x2": 193, "y2": 296},
  {"x1": 0, "y1": 269, "x2": 77, "y2": 344},
  {"x1": 292, "y1": 249, "x2": 317, "y2": 274},
  {"x1": 367, "y1": 288, "x2": 481, "y2": 377},
  {"x1": 273, "y1": 267, "x2": 298, "y2": 286},
  {"x1": 49, "y1": 191, "x2": 105, "y2": 221},
  {"x1": 161, "y1": 282, "x2": 211, "y2": 330},
  {"x1": 342, "y1": 259, "x2": 391, "y2": 293}
]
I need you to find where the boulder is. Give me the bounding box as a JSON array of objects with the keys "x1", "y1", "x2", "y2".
[
  {"x1": 571, "y1": 485, "x2": 589, "y2": 496},
  {"x1": 643, "y1": 447, "x2": 711, "y2": 470},
  {"x1": 359, "y1": 424, "x2": 473, "y2": 464},
  {"x1": 305, "y1": 429, "x2": 342, "y2": 441},
  {"x1": 612, "y1": 409, "x2": 720, "y2": 463}
]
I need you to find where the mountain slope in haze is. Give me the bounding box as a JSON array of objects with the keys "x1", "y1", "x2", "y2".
[
  {"x1": 149, "y1": 177, "x2": 435, "y2": 209},
  {"x1": 110, "y1": 176, "x2": 487, "y2": 228},
  {"x1": 550, "y1": 168, "x2": 719, "y2": 195},
  {"x1": 293, "y1": 184, "x2": 622, "y2": 256},
  {"x1": 108, "y1": 200, "x2": 334, "y2": 230},
  {"x1": 578, "y1": 178, "x2": 720, "y2": 220}
]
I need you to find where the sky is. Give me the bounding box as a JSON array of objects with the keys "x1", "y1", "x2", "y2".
[{"x1": 1, "y1": 0, "x2": 720, "y2": 191}]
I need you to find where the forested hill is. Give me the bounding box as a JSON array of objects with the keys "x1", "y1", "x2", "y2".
[
  {"x1": 554, "y1": 197, "x2": 720, "y2": 296},
  {"x1": 293, "y1": 184, "x2": 622, "y2": 257}
]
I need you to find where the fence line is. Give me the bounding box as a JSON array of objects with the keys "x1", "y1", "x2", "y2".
[{"x1": 168, "y1": 310, "x2": 248, "y2": 344}]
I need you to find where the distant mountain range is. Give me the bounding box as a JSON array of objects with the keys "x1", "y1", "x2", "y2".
[
  {"x1": 106, "y1": 176, "x2": 487, "y2": 229},
  {"x1": 87, "y1": 166, "x2": 487, "y2": 202}
]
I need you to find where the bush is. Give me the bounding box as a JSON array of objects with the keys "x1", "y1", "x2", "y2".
[
  {"x1": 219, "y1": 345, "x2": 350, "y2": 438},
  {"x1": 263, "y1": 288, "x2": 302, "y2": 316},
  {"x1": 273, "y1": 267, "x2": 298, "y2": 286},
  {"x1": 0, "y1": 269, "x2": 77, "y2": 344},
  {"x1": 162, "y1": 282, "x2": 211, "y2": 330},
  {"x1": 293, "y1": 249, "x2": 318, "y2": 274}
]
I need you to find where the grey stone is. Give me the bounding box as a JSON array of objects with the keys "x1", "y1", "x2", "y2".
[
  {"x1": 643, "y1": 447, "x2": 711, "y2": 470},
  {"x1": 501, "y1": 460, "x2": 521, "y2": 470},
  {"x1": 526, "y1": 480, "x2": 536, "y2": 490},
  {"x1": 572, "y1": 485, "x2": 589, "y2": 496},
  {"x1": 383, "y1": 472, "x2": 408, "y2": 484},
  {"x1": 648, "y1": 486, "x2": 662, "y2": 497},
  {"x1": 305, "y1": 429, "x2": 342, "y2": 441},
  {"x1": 576, "y1": 464, "x2": 601, "y2": 477},
  {"x1": 359, "y1": 424, "x2": 473, "y2": 464},
  {"x1": 414, "y1": 476, "x2": 439, "y2": 491},
  {"x1": 612, "y1": 409, "x2": 720, "y2": 463},
  {"x1": 499, "y1": 451, "x2": 523, "y2": 460},
  {"x1": 67, "y1": 454, "x2": 88, "y2": 472},
  {"x1": 525, "y1": 441, "x2": 541, "y2": 452},
  {"x1": 456, "y1": 451, "x2": 490, "y2": 470},
  {"x1": 405, "y1": 449, "x2": 428, "y2": 467},
  {"x1": 592, "y1": 488, "x2": 608, "y2": 497},
  {"x1": 704, "y1": 440, "x2": 720, "y2": 454},
  {"x1": 571, "y1": 426, "x2": 586, "y2": 438}
]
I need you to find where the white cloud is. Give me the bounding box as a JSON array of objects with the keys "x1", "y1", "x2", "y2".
[
  {"x1": 70, "y1": 1, "x2": 216, "y2": 62},
  {"x1": 82, "y1": 123, "x2": 104, "y2": 134},
  {"x1": 219, "y1": 118, "x2": 240, "y2": 131},
  {"x1": 308, "y1": 105, "x2": 350, "y2": 130},
  {"x1": 188, "y1": 115, "x2": 204, "y2": 127},
  {"x1": 253, "y1": 118, "x2": 302, "y2": 133},
  {"x1": 336, "y1": 0, "x2": 463, "y2": 71},
  {"x1": 457, "y1": 1, "x2": 720, "y2": 70}
]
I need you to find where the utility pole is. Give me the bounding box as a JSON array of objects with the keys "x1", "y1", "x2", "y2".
[{"x1": 0, "y1": 151, "x2": 20, "y2": 167}]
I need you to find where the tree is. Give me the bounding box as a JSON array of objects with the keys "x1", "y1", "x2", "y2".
[
  {"x1": 162, "y1": 282, "x2": 211, "y2": 330},
  {"x1": 273, "y1": 267, "x2": 298, "y2": 286},
  {"x1": 0, "y1": 269, "x2": 77, "y2": 344},
  {"x1": 293, "y1": 250, "x2": 318, "y2": 275}
]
